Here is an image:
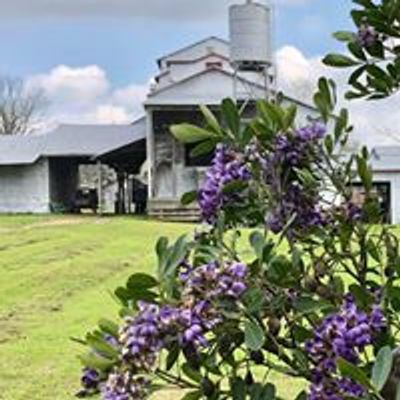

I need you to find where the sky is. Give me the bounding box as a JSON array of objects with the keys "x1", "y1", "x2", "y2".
[{"x1": 0, "y1": 0, "x2": 396, "y2": 146}]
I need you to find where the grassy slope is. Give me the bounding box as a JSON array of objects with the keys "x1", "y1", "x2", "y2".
[{"x1": 0, "y1": 216, "x2": 304, "y2": 400}]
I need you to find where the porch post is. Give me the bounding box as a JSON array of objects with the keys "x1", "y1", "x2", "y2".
[
  {"x1": 97, "y1": 160, "x2": 103, "y2": 215},
  {"x1": 146, "y1": 108, "x2": 155, "y2": 199}
]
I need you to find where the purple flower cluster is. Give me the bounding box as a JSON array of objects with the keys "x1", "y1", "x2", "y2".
[
  {"x1": 81, "y1": 368, "x2": 101, "y2": 391},
  {"x1": 108, "y1": 262, "x2": 248, "y2": 400},
  {"x1": 199, "y1": 144, "x2": 250, "y2": 224},
  {"x1": 272, "y1": 123, "x2": 326, "y2": 168},
  {"x1": 306, "y1": 295, "x2": 385, "y2": 400},
  {"x1": 102, "y1": 372, "x2": 149, "y2": 400},
  {"x1": 182, "y1": 261, "x2": 247, "y2": 300},
  {"x1": 343, "y1": 201, "x2": 363, "y2": 222},
  {"x1": 356, "y1": 24, "x2": 379, "y2": 48},
  {"x1": 79, "y1": 334, "x2": 119, "y2": 395},
  {"x1": 264, "y1": 123, "x2": 326, "y2": 235},
  {"x1": 120, "y1": 302, "x2": 162, "y2": 371},
  {"x1": 266, "y1": 183, "x2": 325, "y2": 235}
]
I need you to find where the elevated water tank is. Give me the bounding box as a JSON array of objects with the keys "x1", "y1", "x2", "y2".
[{"x1": 229, "y1": 0, "x2": 272, "y2": 71}]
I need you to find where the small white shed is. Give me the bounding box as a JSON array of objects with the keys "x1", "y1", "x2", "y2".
[{"x1": 370, "y1": 146, "x2": 400, "y2": 224}]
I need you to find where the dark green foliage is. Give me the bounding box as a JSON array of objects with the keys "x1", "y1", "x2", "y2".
[{"x1": 77, "y1": 2, "x2": 400, "y2": 398}]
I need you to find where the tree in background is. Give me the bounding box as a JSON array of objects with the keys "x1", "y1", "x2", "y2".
[{"x1": 0, "y1": 76, "x2": 46, "y2": 135}]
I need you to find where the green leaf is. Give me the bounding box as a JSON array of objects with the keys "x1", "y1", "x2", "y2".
[
  {"x1": 231, "y1": 377, "x2": 246, "y2": 400},
  {"x1": 323, "y1": 54, "x2": 360, "y2": 68},
  {"x1": 262, "y1": 383, "x2": 276, "y2": 399},
  {"x1": 337, "y1": 358, "x2": 373, "y2": 389},
  {"x1": 293, "y1": 296, "x2": 332, "y2": 314},
  {"x1": 200, "y1": 104, "x2": 222, "y2": 135},
  {"x1": 249, "y1": 230, "x2": 265, "y2": 260},
  {"x1": 333, "y1": 31, "x2": 356, "y2": 42},
  {"x1": 313, "y1": 92, "x2": 329, "y2": 121},
  {"x1": 356, "y1": 155, "x2": 373, "y2": 191},
  {"x1": 127, "y1": 273, "x2": 158, "y2": 291},
  {"x1": 180, "y1": 390, "x2": 202, "y2": 400},
  {"x1": 86, "y1": 335, "x2": 119, "y2": 359},
  {"x1": 182, "y1": 363, "x2": 202, "y2": 383},
  {"x1": 366, "y1": 238, "x2": 381, "y2": 262},
  {"x1": 283, "y1": 105, "x2": 297, "y2": 130},
  {"x1": 345, "y1": 90, "x2": 367, "y2": 100},
  {"x1": 353, "y1": 0, "x2": 374, "y2": 6},
  {"x1": 189, "y1": 140, "x2": 216, "y2": 158},
  {"x1": 294, "y1": 391, "x2": 308, "y2": 400},
  {"x1": 222, "y1": 179, "x2": 248, "y2": 194},
  {"x1": 388, "y1": 286, "x2": 400, "y2": 312},
  {"x1": 79, "y1": 352, "x2": 115, "y2": 372},
  {"x1": 349, "y1": 284, "x2": 375, "y2": 308},
  {"x1": 98, "y1": 318, "x2": 119, "y2": 338},
  {"x1": 334, "y1": 108, "x2": 349, "y2": 141},
  {"x1": 244, "y1": 319, "x2": 265, "y2": 351},
  {"x1": 349, "y1": 65, "x2": 367, "y2": 85},
  {"x1": 181, "y1": 190, "x2": 198, "y2": 206},
  {"x1": 257, "y1": 100, "x2": 285, "y2": 128},
  {"x1": 372, "y1": 346, "x2": 393, "y2": 391},
  {"x1": 222, "y1": 98, "x2": 240, "y2": 137},
  {"x1": 348, "y1": 42, "x2": 366, "y2": 61},
  {"x1": 165, "y1": 235, "x2": 188, "y2": 277},
  {"x1": 156, "y1": 236, "x2": 169, "y2": 270},
  {"x1": 170, "y1": 123, "x2": 219, "y2": 143},
  {"x1": 318, "y1": 77, "x2": 333, "y2": 111},
  {"x1": 242, "y1": 287, "x2": 265, "y2": 314},
  {"x1": 324, "y1": 134, "x2": 334, "y2": 155},
  {"x1": 166, "y1": 343, "x2": 180, "y2": 371}
]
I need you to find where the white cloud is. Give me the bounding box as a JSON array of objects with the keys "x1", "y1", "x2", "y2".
[
  {"x1": 28, "y1": 65, "x2": 110, "y2": 104},
  {"x1": 93, "y1": 105, "x2": 132, "y2": 124},
  {"x1": 276, "y1": 45, "x2": 400, "y2": 147},
  {"x1": 112, "y1": 84, "x2": 149, "y2": 116},
  {"x1": 27, "y1": 64, "x2": 149, "y2": 126}
]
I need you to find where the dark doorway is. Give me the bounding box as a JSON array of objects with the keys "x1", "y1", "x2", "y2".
[{"x1": 351, "y1": 181, "x2": 391, "y2": 223}]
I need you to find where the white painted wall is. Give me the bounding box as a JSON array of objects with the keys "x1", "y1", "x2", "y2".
[{"x1": 0, "y1": 158, "x2": 50, "y2": 213}]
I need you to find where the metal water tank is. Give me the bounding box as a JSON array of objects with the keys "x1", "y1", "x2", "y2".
[{"x1": 229, "y1": 0, "x2": 272, "y2": 70}]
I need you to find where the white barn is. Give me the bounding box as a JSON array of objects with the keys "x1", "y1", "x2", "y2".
[
  {"x1": 0, "y1": 36, "x2": 398, "y2": 222},
  {"x1": 144, "y1": 36, "x2": 320, "y2": 219},
  {"x1": 0, "y1": 36, "x2": 323, "y2": 218}
]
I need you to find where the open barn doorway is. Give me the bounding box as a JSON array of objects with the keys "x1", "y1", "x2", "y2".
[{"x1": 351, "y1": 181, "x2": 391, "y2": 224}]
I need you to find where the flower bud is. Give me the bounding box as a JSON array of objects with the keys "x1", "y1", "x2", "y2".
[{"x1": 268, "y1": 317, "x2": 281, "y2": 336}]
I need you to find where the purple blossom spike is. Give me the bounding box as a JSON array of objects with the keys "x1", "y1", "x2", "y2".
[
  {"x1": 306, "y1": 295, "x2": 385, "y2": 399},
  {"x1": 198, "y1": 144, "x2": 250, "y2": 224},
  {"x1": 263, "y1": 123, "x2": 327, "y2": 236}
]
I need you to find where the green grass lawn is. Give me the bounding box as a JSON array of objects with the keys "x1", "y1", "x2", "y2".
[{"x1": 0, "y1": 215, "x2": 305, "y2": 400}]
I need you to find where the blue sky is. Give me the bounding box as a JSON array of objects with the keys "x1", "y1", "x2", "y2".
[{"x1": 0, "y1": 1, "x2": 353, "y2": 86}]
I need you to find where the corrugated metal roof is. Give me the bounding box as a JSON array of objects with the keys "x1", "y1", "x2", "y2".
[
  {"x1": 371, "y1": 146, "x2": 400, "y2": 171},
  {"x1": 0, "y1": 117, "x2": 146, "y2": 166},
  {"x1": 0, "y1": 136, "x2": 45, "y2": 165},
  {"x1": 157, "y1": 36, "x2": 229, "y2": 67},
  {"x1": 145, "y1": 68, "x2": 317, "y2": 112}
]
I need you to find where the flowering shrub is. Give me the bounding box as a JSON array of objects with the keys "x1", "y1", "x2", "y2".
[{"x1": 76, "y1": 1, "x2": 400, "y2": 399}]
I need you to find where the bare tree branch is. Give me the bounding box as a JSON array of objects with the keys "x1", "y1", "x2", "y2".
[{"x1": 0, "y1": 76, "x2": 46, "y2": 135}]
